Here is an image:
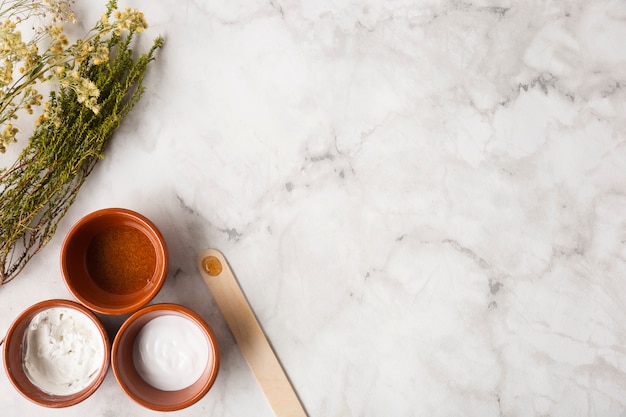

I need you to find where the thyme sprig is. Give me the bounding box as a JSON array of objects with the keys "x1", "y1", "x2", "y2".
[{"x1": 0, "y1": 3, "x2": 162, "y2": 285}]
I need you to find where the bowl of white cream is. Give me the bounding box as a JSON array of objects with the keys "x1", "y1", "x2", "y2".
[
  {"x1": 2, "y1": 299, "x2": 110, "y2": 407},
  {"x1": 111, "y1": 303, "x2": 219, "y2": 411}
]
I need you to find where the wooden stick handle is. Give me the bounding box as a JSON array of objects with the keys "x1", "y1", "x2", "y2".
[{"x1": 197, "y1": 249, "x2": 308, "y2": 417}]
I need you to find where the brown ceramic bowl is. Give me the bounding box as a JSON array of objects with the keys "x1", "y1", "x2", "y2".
[
  {"x1": 111, "y1": 303, "x2": 220, "y2": 411},
  {"x1": 61, "y1": 208, "x2": 168, "y2": 315},
  {"x1": 3, "y1": 299, "x2": 110, "y2": 407}
]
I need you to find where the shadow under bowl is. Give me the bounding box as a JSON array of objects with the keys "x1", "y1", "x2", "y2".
[
  {"x1": 61, "y1": 208, "x2": 168, "y2": 315},
  {"x1": 111, "y1": 303, "x2": 220, "y2": 411},
  {"x1": 2, "y1": 299, "x2": 110, "y2": 408}
]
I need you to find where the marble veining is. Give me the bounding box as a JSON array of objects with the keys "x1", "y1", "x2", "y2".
[{"x1": 1, "y1": 0, "x2": 626, "y2": 416}]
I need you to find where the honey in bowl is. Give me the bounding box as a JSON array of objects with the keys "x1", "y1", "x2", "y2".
[
  {"x1": 61, "y1": 208, "x2": 168, "y2": 315},
  {"x1": 86, "y1": 225, "x2": 157, "y2": 294}
]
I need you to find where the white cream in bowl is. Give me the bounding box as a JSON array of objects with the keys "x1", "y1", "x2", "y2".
[
  {"x1": 23, "y1": 307, "x2": 105, "y2": 396},
  {"x1": 132, "y1": 315, "x2": 210, "y2": 391}
]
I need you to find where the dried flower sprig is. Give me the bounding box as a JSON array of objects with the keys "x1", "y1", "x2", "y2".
[
  {"x1": 0, "y1": 0, "x2": 150, "y2": 152},
  {"x1": 0, "y1": 0, "x2": 162, "y2": 284}
]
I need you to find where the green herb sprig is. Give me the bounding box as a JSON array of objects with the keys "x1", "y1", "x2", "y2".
[{"x1": 0, "y1": 4, "x2": 162, "y2": 285}]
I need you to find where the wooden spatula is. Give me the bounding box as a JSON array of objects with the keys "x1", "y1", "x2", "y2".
[{"x1": 197, "y1": 248, "x2": 308, "y2": 417}]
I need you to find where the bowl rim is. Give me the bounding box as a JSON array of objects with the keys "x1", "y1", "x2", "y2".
[
  {"x1": 2, "y1": 299, "x2": 110, "y2": 408},
  {"x1": 111, "y1": 303, "x2": 220, "y2": 411},
  {"x1": 60, "y1": 207, "x2": 168, "y2": 315}
]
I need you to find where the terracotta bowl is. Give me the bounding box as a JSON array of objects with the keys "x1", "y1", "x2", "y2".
[
  {"x1": 111, "y1": 303, "x2": 220, "y2": 411},
  {"x1": 3, "y1": 299, "x2": 110, "y2": 407},
  {"x1": 61, "y1": 208, "x2": 168, "y2": 315}
]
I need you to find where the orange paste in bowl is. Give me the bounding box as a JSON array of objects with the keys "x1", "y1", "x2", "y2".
[{"x1": 86, "y1": 225, "x2": 156, "y2": 294}]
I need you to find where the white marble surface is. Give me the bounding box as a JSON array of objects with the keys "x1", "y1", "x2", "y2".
[{"x1": 2, "y1": 0, "x2": 626, "y2": 415}]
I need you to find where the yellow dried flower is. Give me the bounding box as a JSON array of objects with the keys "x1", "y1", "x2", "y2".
[
  {"x1": 114, "y1": 7, "x2": 147, "y2": 33},
  {"x1": 36, "y1": 101, "x2": 52, "y2": 126},
  {"x1": 48, "y1": 25, "x2": 63, "y2": 38},
  {"x1": 45, "y1": 0, "x2": 77, "y2": 24},
  {"x1": 0, "y1": 0, "x2": 156, "y2": 151},
  {"x1": 92, "y1": 45, "x2": 109, "y2": 65},
  {"x1": 0, "y1": 123, "x2": 18, "y2": 152},
  {"x1": 100, "y1": 12, "x2": 110, "y2": 26},
  {"x1": 0, "y1": 59, "x2": 13, "y2": 86},
  {"x1": 53, "y1": 65, "x2": 65, "y2": 77}
]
